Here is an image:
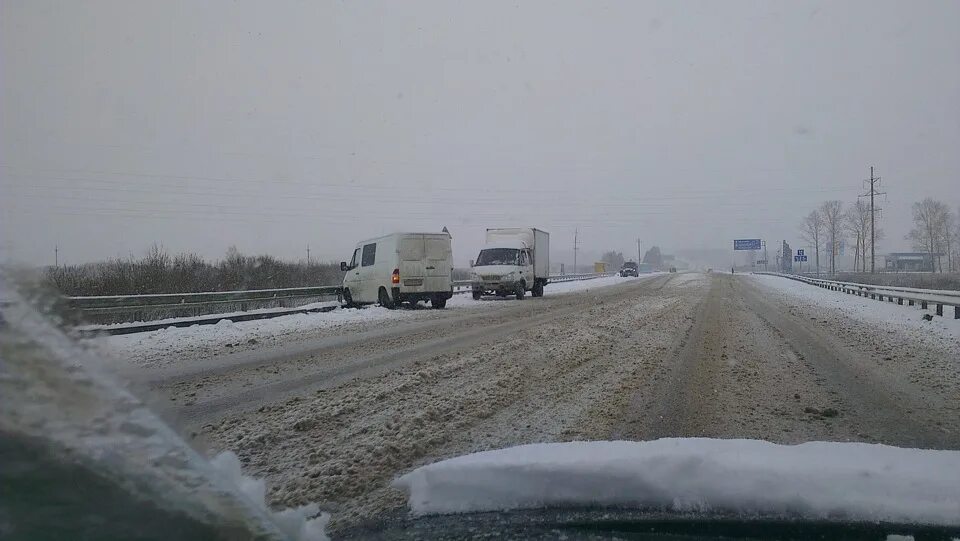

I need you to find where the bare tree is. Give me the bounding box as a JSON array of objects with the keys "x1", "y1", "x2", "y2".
[
  {"x1": 944, "y1": 208, "x2": 957, "y2": 272},
  {"x1": 869, "y1": 225, "x2": 885, "y2": 271},
  {"x1": 908, "y1": 198, "x2": 951, "y2": 272},
  {"x1": 954, "y1": 206, "x2": 960, "y2": 272},
  {"x1": 819, "y1": 201, "x2": 844, "y2": 275},
  {"x1": 844, "y1": 200, "x2": 870, "y2": 272},
  {"x1": 800, "y1": 210, "x2": 824, "y2": 276}
]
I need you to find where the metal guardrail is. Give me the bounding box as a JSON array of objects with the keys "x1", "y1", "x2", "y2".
[
  {"x1": 70, "y1": 272, "x2": 622, "y2": 335},
  {"x1": 69, "y1": 286, "x2": 342, "y2": 314},
  {"x1": 758, "y1": 272, "x2": 960, "y2": 319}
]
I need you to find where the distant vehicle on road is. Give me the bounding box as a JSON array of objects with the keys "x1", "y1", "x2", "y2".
[
  {"x1": 471, "y1": 228, "x2": 550, "y2": 300},
  {"x1": 619, "y1": 261, "x2": 638, "y2": 277},
  {"x1": 341, "y1": 232, "x2": 453, "y2": 309},
  {"x1": 669, "y1": 267, "x2": 677, "y2": 273}
]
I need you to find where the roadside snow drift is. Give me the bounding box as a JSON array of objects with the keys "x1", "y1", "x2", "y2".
[{"x1": 393, "y1": 438, "x2": 960, "y2": 526}]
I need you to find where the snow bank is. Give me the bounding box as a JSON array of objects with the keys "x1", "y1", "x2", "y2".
[
  {"x1": 393, "y1": 439, "x2": 960, "y2": 526},
  {"x1": 102, "y1": 304, "x2": 431, "y2": 367},
  {"x1": 103, "y1": 274, "x2": 651, "y2": 367},
  {"x1": 211, "y1": 452, "x2": 329, "y2": 541},
  {"x1": 76, "y1": 301, "x2": 340, "y2": 331},
  {"x1": 749, "y1": 274, "x2": 960, "y2": 339},
  {"x1": 545, "y1": 274, "x2": 646, "y2": 294}
]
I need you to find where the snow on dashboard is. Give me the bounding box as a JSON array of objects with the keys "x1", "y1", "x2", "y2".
[{"x1": 393, "y1": 438, "x2": 960, "y2": 526}]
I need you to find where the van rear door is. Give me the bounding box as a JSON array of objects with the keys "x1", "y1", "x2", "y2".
[
  {"x1": 424, "y1": 235, "x2": 452, "y2": 290},
  {"x1": 399, "y1": 235, "x2": 426, "y2": 287}
]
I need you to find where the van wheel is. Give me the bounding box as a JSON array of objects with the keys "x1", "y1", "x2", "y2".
[
  {"x1": 342, "y1": 288, "x2": 354, "y2": 307},
  {"x1": 472, "y1": 289, "x2": 482, "y2": 301},
  {"x1": 532, "y1": 282, "x2": 544, "y2": 297},
  {"x1": 378, "y1": 287, "x2": 395, "y2": 309},
  {"x1": 515, "y1": 282, "x2": 525, "y2": 300},
  {"x1": 431, "y1": 296, "x2": 447, "y2": 309}
]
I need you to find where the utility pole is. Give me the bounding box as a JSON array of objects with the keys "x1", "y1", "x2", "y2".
[
  {"x1": 306, "y1": 244, "x2": 311, "y2": 265},
  {"x1": 859, "y1": 166, "x2": 885, "y2": 273},
  {"x1": 573, "y1": 228, "x2": 579, "y2": 273},
  {"x1": 637, "y1": 238, "x2": 642, "y2": 265},
  {"x1": 54, "y1": 244, "x2": 59, "y2": 268}
]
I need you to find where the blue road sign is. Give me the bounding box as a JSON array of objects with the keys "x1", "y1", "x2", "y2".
[
  {"x1": 734, "y1": 239, "x2": 762, "y2": 251},
  {"x1": 797, "y1": 249, "x2": 805, "y2": 256},
  {"x1": 794, "y1": 255, "x2": 808, "y2": 262}
]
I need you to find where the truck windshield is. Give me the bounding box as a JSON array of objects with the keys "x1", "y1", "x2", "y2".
[{"x1": 476, "y1": 248, "x2": 520, "y2": 266}]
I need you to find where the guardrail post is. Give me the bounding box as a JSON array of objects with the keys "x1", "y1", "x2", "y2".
[
  {"x1": 908, "y1": 299, "x2": 914, "y2": 306},
  {"x1": 921, "y1": 300, "x2": 928, "y2": 309},
  {"x1": 936, "y1": 304, "x2": 943, "y2": 317},
  {"x1": 955, "y1": 306, "x2": 960, "y2": 319},
  {"x1": 897, "y1": 298, "x2": 903, "y2": 305}
]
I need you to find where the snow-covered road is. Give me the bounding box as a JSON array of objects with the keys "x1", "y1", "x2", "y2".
[{"x1": 102, "y1": 272, "x2": 960, "y2": 534}]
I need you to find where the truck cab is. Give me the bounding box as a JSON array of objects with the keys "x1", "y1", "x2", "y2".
[{"x1": 471, "y1": 228, "x2": 549, "y2": 300}]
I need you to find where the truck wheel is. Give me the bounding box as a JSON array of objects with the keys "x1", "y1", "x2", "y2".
[
  {"x1": 342, "y1": 288, "x2": 354, "y2": 307},
  {"x1": 515, "y1": 282, "x2": 525, "y2": 300},
  {"x1": 431, "y1": 295, "x2": 447, "y2": 309},
  {"x1": 378, "y1": 287, "x2": 396, "y2": 309},
  {"x1": 532, "y1": 282, "x2": 544, "y2": 297},
  {"x1": 472, "y1": 290, "x2": 482, "y2": 301}
]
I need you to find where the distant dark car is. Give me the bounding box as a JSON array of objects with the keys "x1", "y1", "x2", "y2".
[
  {"x1": 669, "y1": 267, "x2": 677, "y2": 273},
  {"x1": 619, "y1": 262, "x2": 638, "y2": 277}
]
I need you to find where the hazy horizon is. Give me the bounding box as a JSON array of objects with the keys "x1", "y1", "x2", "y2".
[{"x1": 3, "y1": 1, "x2": 958, "y2": 268}]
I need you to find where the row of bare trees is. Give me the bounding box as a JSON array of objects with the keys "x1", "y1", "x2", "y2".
[
  {"x1": 46, "y1": 244, "x2": 343, "y2": 296},
  {"x1": 799, "y1": 198, "x2": 959, "y2": 275},
  {"x1": 908, "y1": 198, "x2": 959, "y2": 273},
  {"x1": 800, "y1": 200, "x2": 881, "y2": 275}
]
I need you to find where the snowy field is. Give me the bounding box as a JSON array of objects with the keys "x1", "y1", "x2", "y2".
[
  {"x1": 98, "y1": 274, "x2": 649, "y2": 368},
  {"x1": 749, "y1": 273, "x2": 960, "y2": 341}
]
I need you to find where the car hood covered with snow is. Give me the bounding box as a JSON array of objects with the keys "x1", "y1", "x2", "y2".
[{"x1": 393, "y1": 438, "x2": 960, "y2": 526}]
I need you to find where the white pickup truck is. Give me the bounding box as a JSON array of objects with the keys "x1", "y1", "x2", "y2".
[{"x1": 471, "y1": 228, "x2": 550, "y2": 300}]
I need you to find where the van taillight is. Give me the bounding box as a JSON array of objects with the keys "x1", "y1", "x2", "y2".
[{"x1": 392, "y1": 269, "x2": 400, "y2": 284}]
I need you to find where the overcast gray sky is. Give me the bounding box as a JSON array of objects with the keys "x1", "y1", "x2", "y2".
[{"x1": 2, "y1": 0, "x2": 958, "y2": 268}]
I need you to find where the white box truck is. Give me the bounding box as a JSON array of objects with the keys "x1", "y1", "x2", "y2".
[
  {"x1": 340, "y1": 232, "x2": 453, "y2": 309},
  {"x1": 471, "y1": 228, "x2": 550, "y2": 300}
]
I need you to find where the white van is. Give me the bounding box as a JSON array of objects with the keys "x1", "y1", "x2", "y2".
[{"x1": 340, "y1": 232, "x2": 454, "y2": 309}]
